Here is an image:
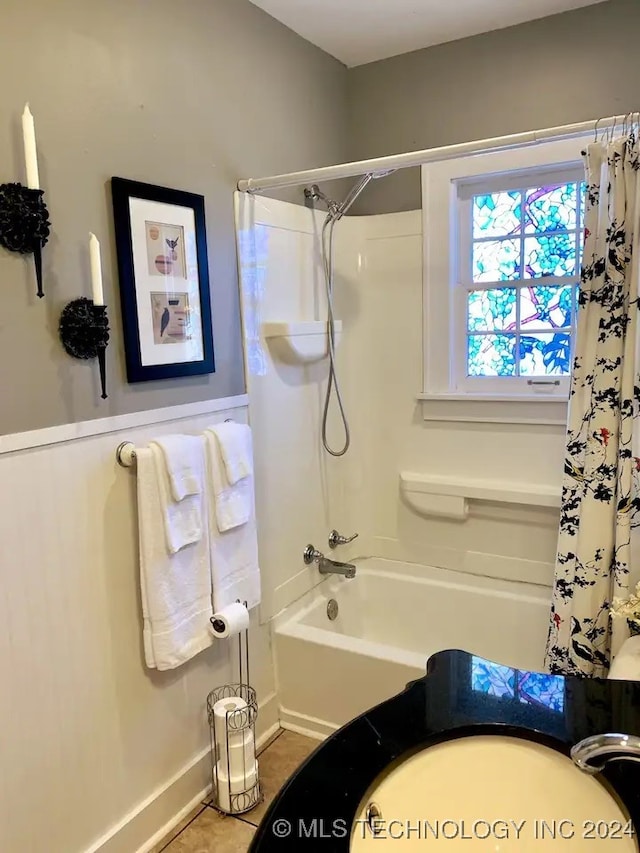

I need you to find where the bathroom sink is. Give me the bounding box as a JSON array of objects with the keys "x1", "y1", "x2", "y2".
[{"x1": 351, "y1": 735, "x2": 636, "y2": 849}]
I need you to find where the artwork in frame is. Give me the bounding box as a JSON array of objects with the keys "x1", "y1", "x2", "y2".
[{"x1": 111, "y1": 177, "x2": 215, "y2": 382}]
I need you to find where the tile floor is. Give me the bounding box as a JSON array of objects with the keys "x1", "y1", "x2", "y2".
[{"x1": 153, "y1": 731, "x2": 319, "y2": 852}]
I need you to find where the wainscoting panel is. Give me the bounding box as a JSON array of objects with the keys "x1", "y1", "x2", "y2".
[{"x1": 0, "y1": 397, "x2": 275, "y2": 853}]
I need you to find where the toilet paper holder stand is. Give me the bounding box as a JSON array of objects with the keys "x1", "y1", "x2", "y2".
[{"x1": 206, "y1": 610, "x2": 261, "y2": 815}]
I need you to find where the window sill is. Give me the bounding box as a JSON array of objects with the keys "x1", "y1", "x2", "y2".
[{"x1": 417, "y1": 393, "x2": 568, "y2": 426}]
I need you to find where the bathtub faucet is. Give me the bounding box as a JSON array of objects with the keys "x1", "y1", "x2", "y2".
[{"x1": 303, "y1": 545, "x2": 356, "y2": 579}]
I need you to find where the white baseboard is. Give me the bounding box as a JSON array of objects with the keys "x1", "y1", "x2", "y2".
[
  {"x1": 279, "y1": 705, "x2": 336, "y2": 741},
  {"x1": 85, "y1": 692, "x2": 279, "y2": 853}
]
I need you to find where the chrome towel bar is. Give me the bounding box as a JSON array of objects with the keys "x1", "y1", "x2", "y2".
[{"x1": 116, "y1": 420, "x2": 235, "y2": 468}]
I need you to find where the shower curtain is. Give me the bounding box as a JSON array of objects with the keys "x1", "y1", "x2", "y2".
[{"x1": 545, "y1": 135, "x2": 640, "y2": 677}]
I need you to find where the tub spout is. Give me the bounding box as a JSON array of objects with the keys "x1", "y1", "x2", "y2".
[
  {"x1": 319, "y1": 556, "x2": 356, "y2": 579},
  {"x1": 303, "y1": 545, "x2": 356, "y2": 579}
]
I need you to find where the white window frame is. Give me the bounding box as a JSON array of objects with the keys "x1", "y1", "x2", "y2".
[{"x1": 421, "y1": 135, "x2": 590, "y2": 425}]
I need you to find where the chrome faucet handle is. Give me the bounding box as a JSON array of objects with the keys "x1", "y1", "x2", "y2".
[
  {"x1": 303, "y1": 545, "x2": 324, "y2": 565},
  {"x1": 328, "y1": 529, "x2": 359, "y2": 549}
]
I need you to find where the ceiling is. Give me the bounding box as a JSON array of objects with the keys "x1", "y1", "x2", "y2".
[{"x1": 249, "y1": 0, "x2": 606, "y2": 67}]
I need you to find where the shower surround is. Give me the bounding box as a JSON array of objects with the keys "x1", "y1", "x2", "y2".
[{"x1": 235, "y1": 194, "x2": 564, "y2": 710}]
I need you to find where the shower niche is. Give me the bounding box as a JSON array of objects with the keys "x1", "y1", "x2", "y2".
[{"x1": 261, "y1": 320, "x2": 342, "y2": 365}]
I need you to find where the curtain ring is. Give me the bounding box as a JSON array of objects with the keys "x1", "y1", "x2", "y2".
[
  {"x1": 594, "y1": 117, "x2": 603, "y2": 142},
  {"x1": 612, "y1": 116, "x2": 622, "y2": 143},
  {"x1": 606, "y1": 117, "x2": 615, "y2": 144}
]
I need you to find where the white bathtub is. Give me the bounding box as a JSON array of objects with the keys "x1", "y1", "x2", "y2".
[{"x1": 273, "y1": 558, "x2": 552, "y2": 736}]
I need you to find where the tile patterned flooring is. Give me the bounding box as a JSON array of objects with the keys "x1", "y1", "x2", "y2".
[{"x1": 153, "y1": 731, "x2": 319, "y2": 852}]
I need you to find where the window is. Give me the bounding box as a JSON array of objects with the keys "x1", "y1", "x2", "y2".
[
  {"x1": 455, "y1": 167, "x2": 586, "y2": 393},
  {"x1": 421, "y1": 135, "x2": 590, "y2": 423}
]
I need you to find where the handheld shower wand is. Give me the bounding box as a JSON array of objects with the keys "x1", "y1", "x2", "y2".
[{"x1": 304, "y1": 172, "x2": 393, "y2": 456}]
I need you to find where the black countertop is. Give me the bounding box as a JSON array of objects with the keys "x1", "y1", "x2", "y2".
[{"x1": 249, "y1": 649, "x2": 640, "y2": 851}]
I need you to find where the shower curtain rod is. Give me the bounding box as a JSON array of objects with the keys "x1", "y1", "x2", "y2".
[{"x1": 237, "y1": 115, "x2": 624, "y2": 194}]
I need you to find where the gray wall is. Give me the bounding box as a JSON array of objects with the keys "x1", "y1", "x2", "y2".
[
  {"x1": 1, "y1": 0, "x2": 348, "y2": 434},
  {"x1": 347, "y1": 0, "x2": 638, "y2": 214}
]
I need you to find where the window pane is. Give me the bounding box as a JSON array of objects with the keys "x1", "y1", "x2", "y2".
[
  {"x1": 473, "y1": 239, "x2": 521, "y2": 283},
  {"x1": 524, "y1": 183, "x2": 577, "y2": 234},
  {"x1": 520, "y1": 285, "x2": 573, "y2": 331},
  {"x1": 473, "y1": 191, "x2": 521, "y2": 238},
  {"x1": 468, "y1": 334, "x2": 516, "y2": 376},
  {"x1": 468, "y1": 288, "x2": 517, "y2": 331},
  {"x1": 519, "y1": 333, "x2": 571, "y2": 375},
  {"x1": 524, "y1": 234, "x2": 576, "y2": 278}
]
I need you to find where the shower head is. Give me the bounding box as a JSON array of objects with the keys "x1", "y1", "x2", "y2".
[{"x1": 304, "y1": 184, "x2": 340, "y2": 217}]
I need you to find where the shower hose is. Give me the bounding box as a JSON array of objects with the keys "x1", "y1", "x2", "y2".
[{"x1": 320, "y1": 214, "x2": 350, "y2": 457}]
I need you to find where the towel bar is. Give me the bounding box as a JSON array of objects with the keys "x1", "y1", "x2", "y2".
[
  {"x1": 116, "y1": 420, "x2": 236, "y2": 468},
  {"x1": 116, "y1": 441, "x2": 137, "y2": 468}
]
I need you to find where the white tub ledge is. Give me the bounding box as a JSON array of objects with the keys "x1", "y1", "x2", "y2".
[{"x1": 400, "y1": 471, "x2": 561, "y2": 521}]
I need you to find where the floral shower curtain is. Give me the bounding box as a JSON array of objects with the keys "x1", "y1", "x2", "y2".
[{"x1": 545, "y1": 135, "x2": 640, "y2": 678}]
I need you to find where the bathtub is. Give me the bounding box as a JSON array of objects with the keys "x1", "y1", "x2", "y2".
[{"x1": 273, "y1": 558, "x2": 552, "y2": 737}]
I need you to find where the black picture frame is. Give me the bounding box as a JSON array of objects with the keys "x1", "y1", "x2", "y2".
[{"x1": 111, "y1": 177, "x2": 215, "y2": 382}]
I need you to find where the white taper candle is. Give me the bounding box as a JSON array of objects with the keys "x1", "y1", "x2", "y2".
[
  {"x1": 89, "y1": 233, "x2": 104, "y2": 306},
  {"x1": 22, "y1": 104, "x2": 40, "y2": 190}
]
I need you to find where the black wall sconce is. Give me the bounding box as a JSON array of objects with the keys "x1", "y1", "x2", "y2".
[
  {"x1": 0, "y1": 105, "x2": 50, "y2": 298},
  {"x1": 59, "y1": 298, "x2": 110, "y2": 399},
  {"x1": 0, "y1": 181, "x2": 50, "y2": 298}
]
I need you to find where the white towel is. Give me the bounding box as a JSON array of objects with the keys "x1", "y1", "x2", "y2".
[
  {"x1": 608, "y1": 636, "x2": 640, "y2": 680},
  {"x1": 137, "y1": 447, "x2": 213, "y2": 670},
  {"x1": 205, "y1": 427, "x2": 252, "y2": 532},
  {"x1": 151, "y1": 439, "x2": 204, "y2": 554},
  {"x1": 212, "y1": 422, "x2": 253, "y2": 485},
  {"x1": 152, "y1": 434, "x2": 203, "y2": 500},
  {"x1": 204, "y1": 431, "x2": 261, "y2": 611}
]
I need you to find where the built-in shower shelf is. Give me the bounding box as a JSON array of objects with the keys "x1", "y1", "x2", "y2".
[
  {"x1": 262, "y1": 321, "x2": 342, "y2": 364},
  {"x1": 400, "y1": 471, "x2": 561, "y2": 521}
]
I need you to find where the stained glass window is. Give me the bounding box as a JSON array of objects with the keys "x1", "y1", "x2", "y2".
[
  {"x1": 474, "y1": 192, "x2": 521, "y2": 239},
  {"x1": 468, "y1": 334, "x2": 516, "y2": 376},
  {"x1": 471, "y1": 656, "x2": 565, "y2": 713},
  {"x1": 466, "y1": 176, "x2": 585, "y2": 379},
  {"x1": 474, "y1": 240, "x2": 520, "y2": 282}
]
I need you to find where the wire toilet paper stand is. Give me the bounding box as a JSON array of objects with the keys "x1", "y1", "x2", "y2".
[{"x1": 206, "y1": 608, "x2": 261, "y2": 815}]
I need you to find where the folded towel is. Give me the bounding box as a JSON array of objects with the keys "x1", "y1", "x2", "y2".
[
  {"x1": 608, "y1": 635, "x2": 640, "y2": 680},
  {"x1": 205, "y1": 427, "x2": 252, "y2": 532},
  {"x1": 151, "y1": 440, "x2": 204, "y2": 554},
  {"x1": 204, "y1": 431, "x2": 261, "y2": 610},
  {"x1": 137, "y1": 447, "x2": 213, "y2": 670},
  {"x1": 152, "y1": 434, "x2": 203, "y2": 501},
  {"x1": 211, "y1": 422, "x2": 253, "y2": 485}
]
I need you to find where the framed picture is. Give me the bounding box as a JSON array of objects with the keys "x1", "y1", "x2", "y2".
[{"x1": 111, "y1": 178, "x2": 215, "y2": 382}]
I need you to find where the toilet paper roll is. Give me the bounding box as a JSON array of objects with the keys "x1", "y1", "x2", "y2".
[
  {"x1": 210, "y1": 602, "x2": 250, "y2": 639},
  {"x1": 214, "y1": 700, "x2": 255, "y2": 774},
  {"x1": 215, "y1": 760, "x2": 259, "y2": 813},
  {"x1": 213, "y1": 696, "x2": 253, "y2": 770},
  {"x1": 221, "y1": 730, "x2": 255, "y2": 775}
]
